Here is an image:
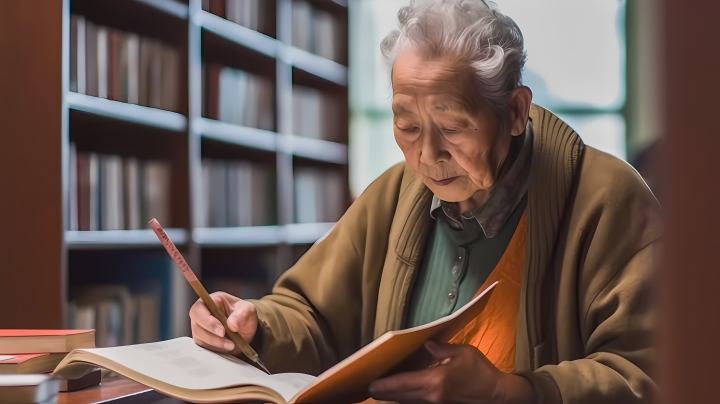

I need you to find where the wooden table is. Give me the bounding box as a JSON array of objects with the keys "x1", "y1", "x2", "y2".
[{"x1": 57, "y1": 377, "x2": 185, "y2": 404}]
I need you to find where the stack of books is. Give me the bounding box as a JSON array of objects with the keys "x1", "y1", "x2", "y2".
[
  {"x1": 200, "y1": 159, "x2": 274, "y2": 227},
  {"x1": 203, "y1": 0, "x2": 267, "y2": 33},
  {"x1": 294, "y1": 167, "x2": 345, "y2": 223},
  {"x1": 292, "y1": 0, "x2": 341, "y2": 62},
  {"x1": 68, "y1": 144, "x2": 172, "y2": 231},
  {"x1": 203, "y1": 63, "x2": 275, "y2": 131},
  {"x1": 292, "y1": 85, "x2": 342, "y2": 142},
  {"x1": 0, "y1": 330, "x2": 100, "y2": 400},
  {"x1": 70, "y1": 14, "x2": 180, "y2": 112}
]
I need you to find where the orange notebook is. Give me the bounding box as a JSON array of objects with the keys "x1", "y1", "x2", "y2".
[
  {"x1": 0, "y1": 330, "x2": 95, "y2": 354},
  {"x1": 0, "y1": 353, "x2": 67, "y2": 374}
]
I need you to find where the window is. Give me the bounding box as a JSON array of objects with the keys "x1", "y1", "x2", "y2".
[{"x1": 349, "y1": 0, "x2": 627, "y2": 196}]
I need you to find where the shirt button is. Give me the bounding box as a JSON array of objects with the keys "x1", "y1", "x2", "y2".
[{"x1": 448, "y1": 292, "x2": 456, "y2": 300}]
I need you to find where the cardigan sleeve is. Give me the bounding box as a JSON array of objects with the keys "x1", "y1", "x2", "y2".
[
  {"x1": 248, "y1": 163, "x2": 405, "y2": 375},
  {"x1": 526, "y1": 241, "x2": 659, "y2": 404}
]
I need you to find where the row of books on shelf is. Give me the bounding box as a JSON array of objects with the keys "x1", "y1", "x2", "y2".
[
  {"x1": 68, "y1": 286, "x2": 160, "y2": 348},
  {"x1": 204, "y1": 0, "x2": 343, "y2": 63},
  {"x1": 203, "y1": 64, "x2": 275, "y2": 131},
  {"x1": 294, "y1": 167, "x2": 345, "y2": 223},
  {"x1": 203, "y1": 0, "x2": 268, "y2": 33},
  {"x1": 293, "y1": 84, "x2": 343, "y2": 142},
  {"x1": 292, "y1": 0, "x2": 343, "y2": 62},
  {"x1": 203, "y1": 63, "x2": 343, "y2": 142},
  {"x1": 67, "y1": 279, "x2": 268, "y2": 349},
  {"x1": 70, "y1": 14, "x2": 180, "y2": 112},
  {"x1": 69, "y1": 144, "x2": 172, "y2": 231},
  {"x1": 200, "y1": 159, "x2": 275, "y2": 227}
]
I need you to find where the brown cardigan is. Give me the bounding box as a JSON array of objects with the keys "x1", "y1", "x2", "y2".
[{"x1": 251, "y1": 104, "x2": 661, "y2": 403}]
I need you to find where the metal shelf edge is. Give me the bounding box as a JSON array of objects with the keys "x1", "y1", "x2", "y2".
[
  {"x1": 194, "y1": 223, "x2": 336, "y2": 246},
  {"x1": 199, "y1": 11, "x2": 278, "y2": 58},
  {"x1": 197, "y1": 118, "x2": 278, "y2": 152},
  {"x1": 134, "y1": 0, "x2": 189, "y2": 19},
  {"x1": 67, "y1": 92, "x2": 188, "y2": 131},
  {"x1": 290, "y1": 48, "x2": 348, "y2": 86},
  {"x1": 193, "y1": 226, "x2": 282, "y2": 246},
  {"x1": 282, "y1": 222, "x2": 336, "y2": 245},
  {"x1": 289, "y1": 135, "x2": 348, "y2": 164},
  {"x1": 65, "y1": 229, "x2": 188, "y2": 247}
]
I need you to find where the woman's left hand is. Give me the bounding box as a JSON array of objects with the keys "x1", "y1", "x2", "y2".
[{"x1": 368, "y1": 340, "x2": 536, "y2": 404}]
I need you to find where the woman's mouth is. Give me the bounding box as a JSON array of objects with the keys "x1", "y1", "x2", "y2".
[{"x1": 431, "y1": 176, "x2": 458, "y2": 186}]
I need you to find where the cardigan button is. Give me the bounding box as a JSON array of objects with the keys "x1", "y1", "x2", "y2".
[{"x1": 448, "y1": 292, "x2": 456, "y2": 300}]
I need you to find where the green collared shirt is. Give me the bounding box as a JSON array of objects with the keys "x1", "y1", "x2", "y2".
[{"x1": 406, "y1": 122, "x2": 534, "y2": 328}]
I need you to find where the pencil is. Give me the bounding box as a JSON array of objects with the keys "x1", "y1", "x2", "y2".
[{"x1": 148, "y1": 218, "x2": 270, "y2": 374}]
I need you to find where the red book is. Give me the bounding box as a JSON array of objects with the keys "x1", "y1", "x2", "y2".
[
  {"x1": 0, "y1": 330, "x2": 95, "y2": 354},
  {"x1": 0, "y1": 353, "x2": 67, "y2": 374}
]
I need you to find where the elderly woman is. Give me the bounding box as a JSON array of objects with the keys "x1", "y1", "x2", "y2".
[{"x1": 190, "y1": 1, "x2": 659, "y2": 403}]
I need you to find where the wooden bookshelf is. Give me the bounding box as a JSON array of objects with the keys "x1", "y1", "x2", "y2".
[{"x1": 0, "y1": 0, "x2": 349, "y2": 335}]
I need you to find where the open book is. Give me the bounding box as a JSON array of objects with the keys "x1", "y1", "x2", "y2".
[{"x1": 53, "y1": 281, "x2": 497, "y2": 404}]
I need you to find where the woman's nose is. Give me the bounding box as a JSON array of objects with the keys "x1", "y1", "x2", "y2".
[{"x1": 419, "y1": 125, "x2": 451, "y2": 165}]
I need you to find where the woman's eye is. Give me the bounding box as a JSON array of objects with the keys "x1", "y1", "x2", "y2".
[
  {"x1": 397, "y1": 124, "x2": 419, "y2": 132},
  {"x1": 442, "y1": 128, "x2": 459, "y2": 133}
]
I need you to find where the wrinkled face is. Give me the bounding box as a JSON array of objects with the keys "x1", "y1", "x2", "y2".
[{"x1": 392, "y1": 48, "x2": 513, "y2": 204}]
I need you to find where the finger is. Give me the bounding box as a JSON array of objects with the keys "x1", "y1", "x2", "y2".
[
  {"x1": 425, "y1": 340, "x2": 467, "y2": 360},
  {"x1": 191, "y1": 320, "x2": 235, "y2": 352},
  {"x1": 227, "y1": 301, "x2": 256, "y2": 334},
  {"x1": 189, "y1": 299, "x2": 225, "y2": 337},
  {"x1": 211, "y1": 293, "x2": 233, "y2": 317},
  {"x1": 369, "y1": 369, "x2": 436, "y2": 401}
]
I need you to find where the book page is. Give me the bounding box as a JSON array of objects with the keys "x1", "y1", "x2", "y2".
[{"x1": 68, "y1": 337, "x2": 316, "y2": 402}]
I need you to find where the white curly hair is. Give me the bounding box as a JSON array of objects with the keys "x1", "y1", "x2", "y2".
[{"x1": 381, "y1": 0, "x2": 527, "y2": 123}]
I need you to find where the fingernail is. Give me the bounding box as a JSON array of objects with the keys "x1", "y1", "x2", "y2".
[
  {"x1": 214, "y1": 327, "x2": 224, "y2": 337},
  {"x1": 224, "y1": 341, "x2": 235, "y2": 351}
]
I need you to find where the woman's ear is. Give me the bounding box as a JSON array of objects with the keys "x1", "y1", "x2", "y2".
[{"x1": 509, "y1": 86, "x2": 533, "y2": 137}]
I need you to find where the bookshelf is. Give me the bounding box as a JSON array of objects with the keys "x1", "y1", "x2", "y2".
[{"x1": 0, "y1": 0, "x2": 349, "y2": 340}]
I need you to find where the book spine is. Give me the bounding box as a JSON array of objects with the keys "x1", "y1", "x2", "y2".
[
  {"x1": 209, "y1": 0, "x2": 226, "y2": 18},
  {"x1": 77, "y1": 15, "x2": 86, "y2": 94},
  {"x1": 142, "y1": 161, "x2": 172, "y2": 226},
  {"x1": 251, "y1": 164, "x2": 268, "y2": 226},
  {"x1": 88, "y1": 153, "x2": 99, "y2": 231},
  {"x1": 108, "y1": 29, "x2": 122, "y2": 101},
  {"x1": 70, "y1": 15, "x2": 78, "y2": 93},
  {"x1": 148, "y1": 41, "x2": 162, "y2": 109},
  {"x1": 127, "y1": 34, "x2": 140, "y2": 104},
  {"x1": 85, "y1": 21, "x2": 98, "y2": 97},
  {"x1": 139, "y1": 37, "x2": 151, "y2": 106},
  {"x1": 118, "y1": 32, "x2": 129, "y2": 103},
  {"x1": 239, "y1": 161, "x2": 253, "y2": 226},
  {"x1": 69, "y1": 143, "x2": 79, "y2": 231},
  {"x1": 124, "y1": 158, "x2": 141, "y2": 230},
  {"x1": 97, "y1": 27, "x2": 109, "y2": 99},
  {"x1": 205, "y1": 63, "x2": 221, "y2": 120},
  {"x1": 77, "y1": 153, "x2": 89, "y2": 231},
  {"x1": 227, "y1": 161, "x2": 240, "y2": 227}
]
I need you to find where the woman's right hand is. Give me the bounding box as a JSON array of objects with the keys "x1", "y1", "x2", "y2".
[{"x1": 189, "y1": 291, "x2": 259, "y2": 356}]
